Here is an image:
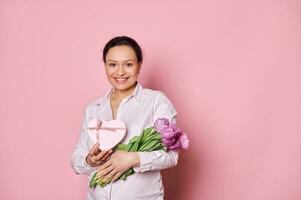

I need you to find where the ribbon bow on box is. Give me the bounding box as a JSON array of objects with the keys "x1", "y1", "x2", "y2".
[{"x1": 87, "y1": 119, "x2": 127, "y2": 150}]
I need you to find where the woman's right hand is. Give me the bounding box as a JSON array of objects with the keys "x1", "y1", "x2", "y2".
[{"x1": 86, "y1": 143, "x2": 113, "y2": 167}]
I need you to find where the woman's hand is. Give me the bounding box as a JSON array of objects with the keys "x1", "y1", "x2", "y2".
[
  {"x1": 96, "y1": 150, "x2": 140, "y2": 182},
  {"x1": 86, "y1": 143, "x2": 113, "y2": 167}
]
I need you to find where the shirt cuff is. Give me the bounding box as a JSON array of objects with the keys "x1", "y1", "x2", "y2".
[
  {"x1": 133, "y1": 150, "x2": 166, "y2": 172},
  {"x1": 132, "y1": 151, "x2": 154, "y2": 172}
]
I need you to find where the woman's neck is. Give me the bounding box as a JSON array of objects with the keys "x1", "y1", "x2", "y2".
[{"x1": 111, "y1": 82, "x2": 137, "y2": 100}]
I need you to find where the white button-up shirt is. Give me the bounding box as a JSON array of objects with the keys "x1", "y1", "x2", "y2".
[{"x1": 71, "y1": 82, "x2": 179, "y2": 200}]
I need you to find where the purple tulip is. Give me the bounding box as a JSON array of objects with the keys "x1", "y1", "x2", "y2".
[
  {"x1": 165, "y1": 132, "x2": 189, "y2": 150},
  {"x1": 154, "y1": 118, "x2": 170, "y2": 133},
  {"x1": 179, "y1": 133, "x2": 189, "y2": 149},
  {"x1": 168, "y1": 139, "x2": 182, "y2": 150},
  {"x1": 154, "y1": 118, "x2": 189, "y2": 150},
  {"x1": 161, "y1": 124, "x2": 181, "y2": 140},
  {"x1": 162, "y1": 137, "x2": 176, "y2": 147}
]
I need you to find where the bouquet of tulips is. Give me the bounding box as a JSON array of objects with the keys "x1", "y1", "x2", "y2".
[{"x1": 89, "y1": 118, "x2": 189, "y2": 188}]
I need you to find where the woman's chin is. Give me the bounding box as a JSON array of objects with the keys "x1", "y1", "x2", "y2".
[{"x1": 112, "y1": 82, "x2": 135, "y2": 92}]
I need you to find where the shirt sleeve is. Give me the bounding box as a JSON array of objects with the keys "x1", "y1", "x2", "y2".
[
  {"x1": 133, "y1": 92, "x2": 179, "y2": 173},
  {"x1": 71, "y1": 105, "x2": 97, "y2": 175}
]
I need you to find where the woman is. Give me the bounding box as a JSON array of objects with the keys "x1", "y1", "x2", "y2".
[{"x1": 71, "y1": 36, "x2": 179, "y2": 200}]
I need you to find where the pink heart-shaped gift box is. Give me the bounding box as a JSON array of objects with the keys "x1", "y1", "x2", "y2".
[{"x1": 87, "y1": 118, "x2": 127, "y2": 150}]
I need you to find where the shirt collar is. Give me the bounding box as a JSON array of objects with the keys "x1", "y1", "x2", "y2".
[{"x1": 104, "y1": 81, "x2": 142, "y2": 102}]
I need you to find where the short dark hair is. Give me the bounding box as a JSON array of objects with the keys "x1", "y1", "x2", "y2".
[{"x1": 102, "y1": 36, "x2": 143, "y2": 64}]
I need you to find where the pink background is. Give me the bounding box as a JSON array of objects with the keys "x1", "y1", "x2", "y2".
[{"x1": 0, "y1": 0, "x2": 300, "y2": 199}]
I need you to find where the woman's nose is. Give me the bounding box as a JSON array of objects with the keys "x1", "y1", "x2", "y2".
[{"x1": 117, "y1": 65, "x2": 125, "y2": 75}]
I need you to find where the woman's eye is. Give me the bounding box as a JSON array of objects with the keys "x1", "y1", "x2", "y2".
[
  {"x1": 109, "y1": 63, "x2": 116, "y2": 67},
  {"x1": 126, "y1": 63, "x2": 133, "y2": 67}
]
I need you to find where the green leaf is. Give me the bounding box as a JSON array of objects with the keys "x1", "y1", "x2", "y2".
[
  {"x1": 141, "y1": 128, "x2": 155, "y2": 141},
  {"x1": 129, "y1": 131, "x2": 145, "y2": 151},
  {"x1": 148, "y1": 133, "x2": 162, "y2": 140},
  {"x1": 129, "y1": 141, "x2": 139, "y2": 151},
  {"x1": 120, "y1": 173, "x2": 127, "y2": 180},
  {"x1": 89, "y1": 172, "x2": 98, "y2": 188},
  {"x1": 139, "y1": 139, "x2": 161, "y2": 151},
  {"x1": 116, "y1": 144, "x2": 128, "y2": 151},
  {"x1": 119, "y1": 168, "x2": 135, "y2": 180},
  {"x1": 129, "y1": 135, "x2": 140, "y2": 144},
  {"x1": 144, "y1": 127, "x2": 153, "y2": 134},
  {"x1": 142, "y1": 133, "x2": 160, "y2": 145}
]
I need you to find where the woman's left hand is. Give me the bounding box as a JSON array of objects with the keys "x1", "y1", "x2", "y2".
[{"x1": 96, "y1": 150, "x2": 140, "y2": 183}]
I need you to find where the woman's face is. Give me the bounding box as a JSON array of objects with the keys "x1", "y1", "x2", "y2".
[{"x1": 104, "y1": 45, "x2": 141, "y2": 92}]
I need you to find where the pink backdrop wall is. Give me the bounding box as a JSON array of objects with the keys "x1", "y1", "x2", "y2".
[{"x1": 1, "y1": 1, "x2": 300, "y2": 199}]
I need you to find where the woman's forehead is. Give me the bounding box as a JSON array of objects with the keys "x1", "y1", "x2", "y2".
[{"x1": 106, "y1": 45, "x2": 137, "y2": 61}]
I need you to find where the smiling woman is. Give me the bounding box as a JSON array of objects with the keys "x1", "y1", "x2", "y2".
[
  {"x1": 103, "y1": 37, "x2": 142, "y2": 97},
  {"x1": 71, "y1": 36, "x2": 179, "y2": 200}
]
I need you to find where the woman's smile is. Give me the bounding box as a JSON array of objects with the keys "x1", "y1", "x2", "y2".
[{"x1": 114, "y1": 77, "x2": 129, "y2": 84}]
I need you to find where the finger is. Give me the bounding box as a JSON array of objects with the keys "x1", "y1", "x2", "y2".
[
  {"x1": 95, "y1": 148, "x2": 102, "y2": 155},
  {"x1": 95, "y1": 149, "x2": 113, "y2": 162},
  {"x1": 90, "y1": 155, "x2": 103, "y2": 165},
  {"x1": 100, "y1": 150, "x2": 113, "y2": 161},
  {"x1": 97, "y1": 161, "x2": 112, "y2": 173},
  {"x1": 93, "y1": 158, "x2": 105, "y2": 166},
  {"x1": 94, "y1": 150, "x2": 110, "y2": 161},
  {"x1": 97, "y1": 165, "x2": 114, "y2": 178},
  {"x1": 94, "y1": 153, "x2": 111, "y2": 165},
  {"x1": 90, "y1": 153, "x2": 106, "y2": 165},
  {"x1": 111, "y1": 172, "x2": 122, "y2": 182},
  {"x1": 102, "y1": 169, "x2": 117, "y2": 182},
  {"x1": 89, "y1": 143, "x2": 100, "y2": 156}
]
